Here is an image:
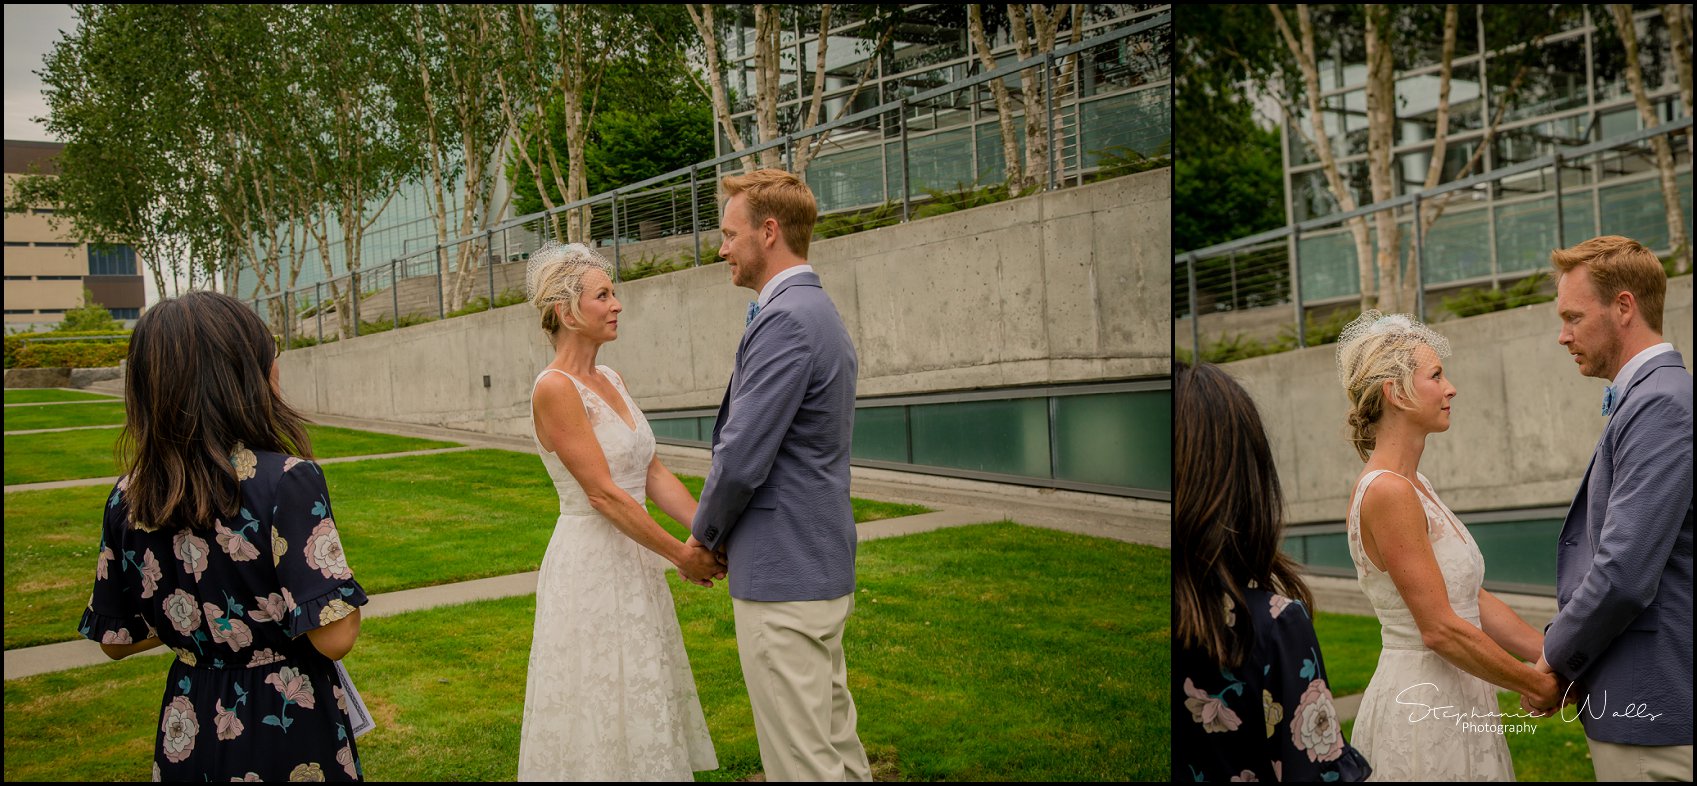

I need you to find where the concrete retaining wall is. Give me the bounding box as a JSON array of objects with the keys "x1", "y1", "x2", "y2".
[
  {"x1": 1220, "y1": 276, "x2": 1693, "y2": 523},
  {"x1": 276, "y1": 170, "x2": 1169, "y2": 436}
]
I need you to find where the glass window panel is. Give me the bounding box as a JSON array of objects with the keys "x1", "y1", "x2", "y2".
[
  {"x1": 806, "y1": 137, "x2": 886, "y2": 212},
  {"x1": 910, "y1": 398, "x2": 1050, "y2": 478},
  {"x1": 1560, "y1": 196, "x2": 1596, "y2": 246},
  {"x1": 1599, "y1": 176, "x2": 1694, "y2": 251},
  {"x1": 1280, "y1": 535, "x2": 1308, "y2": 565},
  {"x1": 649, "y1": 417, "x2": 701, "y2": 443},
  {"x1": 1494, "y1": 196, "x2": 1560, "y2": 273},
  {"x1": 1055, "y1": 391, "x2": 1170, "y2": 492},
  {"x1": 903, "y1": 126, "x2": 977, "y2": 195},
  {"x1": 851, "y1": 406, "x2": 908, "y2": 463},
  {"x1": 1291, "y1": 533, "x2": 1354, "y2": 572},
  {"x1": 1469, "y1": 519, "x2": 1561, "y2": 587},
  {"x1": 1494, "y1": 37, "x2": 1587, "y2": 124},
  {"x1": 1396, "y1": 64, "x2": 1483, "y2": 146},
  {"x1": 1297, "y1": 230, "x2": 1362, "y2": 302},
  {"x1": 1421, "y1": 204, "x2": 1492, "y2": 284},
  {"x1": 1081, "y1": 85, "x2": 1170, "y2": 161},
  {"x1": 698, "y1": 416, "x2": 718, "y2": 442}
]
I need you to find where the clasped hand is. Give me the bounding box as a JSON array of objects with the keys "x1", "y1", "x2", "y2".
[
  {"x1": 1518, "y1": 655, "x2": 1577, "y2": 717},
  {"x1": 675, "y1": 535, "x2": 728, "y2": 588}
]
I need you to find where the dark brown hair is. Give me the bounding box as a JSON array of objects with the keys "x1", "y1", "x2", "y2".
[
  {"x1": 118, "y1": 291, "x2": 312, "y2": 532},
  {"x1": 1174, "y1": 361, "x2": 1313, "y2": 667},
  {"x1": 1550, "y1": 235, "x2": 1667, "y2": 332}
]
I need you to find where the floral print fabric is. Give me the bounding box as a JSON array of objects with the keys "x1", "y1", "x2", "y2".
[
  {"x1": 1173, "y1": 588, "x2": 1371, "y2": 782},
  {"x1": 80, "y1": 447, "x2": 367, "y2": 781}
]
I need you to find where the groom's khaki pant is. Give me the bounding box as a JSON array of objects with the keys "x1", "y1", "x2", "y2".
[
  {"x1": 733, "y1": 593, "x2": 871, "y2": 781},
  {"x1": 1588, "y1": 738, "x2": 1694, "y2": 781}
]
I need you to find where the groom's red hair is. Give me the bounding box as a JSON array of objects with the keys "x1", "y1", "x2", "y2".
[{"x1": 1550, "y1": 236, "x2": 1667, "y2": 333}]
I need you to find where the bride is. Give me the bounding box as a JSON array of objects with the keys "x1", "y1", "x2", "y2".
[
  {"x1": 1335, "y1": 312, "x2": 1561, "y2": 781},
  {"x1": 517, "y1": 242, "x2": 724, "y2": 780}
]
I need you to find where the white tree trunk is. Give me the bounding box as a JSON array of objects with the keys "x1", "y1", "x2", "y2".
[{"x1": 1613, "y1": 4, "x2": 1689, "y2": 273}]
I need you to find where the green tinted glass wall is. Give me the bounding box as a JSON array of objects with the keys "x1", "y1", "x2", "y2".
[
  {"x1": 910, "y1": 398, "x2": 1051, "y2": 478},
  {"x1": 852, "y1": 406, "x2": 909, "y2": 463},
  {"x1": 1286, "y1": 516, "x2": 1563, "y2": 593},
  {"x1": 1055, "y1": 391, "x2": 1168, "y2": 491},
  {"x1": 648, "y1": 417, "x2": 699, "y2": 443}
]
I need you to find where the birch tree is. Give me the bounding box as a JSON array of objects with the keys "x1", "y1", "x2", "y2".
[{"x1": 1608, "y1": 5, "x2": 1690, "y2": 273}]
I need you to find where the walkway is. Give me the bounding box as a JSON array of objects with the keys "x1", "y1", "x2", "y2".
[{"x1": 5, "y1": 391, "x2": 1018, "y2": 681}]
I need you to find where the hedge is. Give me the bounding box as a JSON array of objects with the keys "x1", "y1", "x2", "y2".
[{"x1": 9, "y1": 340, "x2": 129, "y2": 369}]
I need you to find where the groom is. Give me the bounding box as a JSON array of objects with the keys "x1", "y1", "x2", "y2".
[
  {"x1": 687, "y1": 169, "x2": 871, "y2": 781},
  {"x1": 1535, "y1": 235, "x2": 1692, "y2": 780}
]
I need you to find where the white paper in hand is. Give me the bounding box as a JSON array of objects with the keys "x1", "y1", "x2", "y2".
[{"x1": 334, "y1": 660, "x2": 376, "y2": 738}]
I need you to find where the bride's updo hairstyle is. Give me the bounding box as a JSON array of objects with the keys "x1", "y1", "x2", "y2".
[
  {"x1": 526, "y1": 241, "x2": 616, "y2": 339},
  {"x1": 1335, "y1": 310, "x2": 1452, "y2": 461}
]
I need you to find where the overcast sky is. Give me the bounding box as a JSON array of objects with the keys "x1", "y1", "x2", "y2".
[{"x1": 5, "y1": 4, "x2": 77, "y2": 141}]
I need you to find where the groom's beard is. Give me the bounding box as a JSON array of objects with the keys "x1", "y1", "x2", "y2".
[{"x1": 1578, "y1": 330, "x2": 1623, "y2": 379}]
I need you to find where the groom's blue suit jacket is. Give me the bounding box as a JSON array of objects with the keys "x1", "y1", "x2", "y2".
[
  {"x1": 1545, "y1": 350, "x2": 1693, "y2": 746},
  {"x1": 691, "y1": 271, "x2": 859, "y2": 602}
]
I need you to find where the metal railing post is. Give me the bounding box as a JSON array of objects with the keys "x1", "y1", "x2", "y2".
[
  {"x1": 316, "y1": 281, "x2": 323, "y2": 343},
  {"x1": 351, "y1": 272, "x2": 361, "y2": 337},
  {"x1": 1044, "y1": 52, "x2": 1057, "y2": 190},
  {"x1": 1290, "y1": 225, "x2": 1306, "y2": 348},
  {"x1": 898, "y1": 99, "x2": 911, "y2": 222},
  {"x1": 391, "y1": 259, "x2": 399, "y2": 325},
  {"x1": 487, "y1": 229, "x2": 497, "y2": 307},
  {"x1": 783, "y1": 135, "x2": 794, "y2": 171},
  {"x1": 1413, "y1": 194, "x2": 1426, "y2": 322},
  {"x1": 1187, "y1": 254, "x2": 1200, "y2": 363},
  {"x1": 435, "y1": 244, "x2": 446, "y2": 320},
  {"x1": 689, "y1": 165, "x2": 702, "y2": 266},
  {"x1": 1552, "y1": 152, "x2": 1566, "y2": 249},
  {"x1": 282, "y1": 291, "x2": 291, "y2": 350},
  {"x1": 611, "y1": 194, "x2": 622, "y2": 281}
]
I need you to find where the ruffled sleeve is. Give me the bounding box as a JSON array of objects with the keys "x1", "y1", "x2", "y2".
[
  {"x1": 268, "y1": 459, "x2": 367, "y2": 639},
  {"x1": 79, "y1": 480, "x2": 155, "y2": 645}
]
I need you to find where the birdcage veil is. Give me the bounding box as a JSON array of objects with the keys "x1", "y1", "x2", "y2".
[
  {"x1": 1334, "y1": 310, "x2": 1452, "y2": 393},
  {"x1": 525, "y1": 241, "x2": 615, "y2": 315}
]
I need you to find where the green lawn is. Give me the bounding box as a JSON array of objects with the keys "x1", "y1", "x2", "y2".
[
  {"x1": 1319, "y1": 612, "x2": 1593, "y2": 781},
  {"x1": 3, "y1": 523, "x2": 1164, "y2": 781},
  {"x1": 2, "y1": 401, "x2": 126, "y2": 431},
  {"x1": 4, "y1": 449, "x2": 928, "y2": 650},
  {"x1": 3, "y1": 424, "x2": 460, "y2": 486},
  {"x1": 4, "y1": 389, "x2": 120, "y2": 404}
]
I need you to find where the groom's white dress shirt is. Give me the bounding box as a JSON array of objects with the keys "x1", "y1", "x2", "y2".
[
  {"x1": 1609, "y1": 341, "x2": 1676, "y2": 392},
  {"x1": 757, "y1": 264, "x2": 814, "y2": 309}
]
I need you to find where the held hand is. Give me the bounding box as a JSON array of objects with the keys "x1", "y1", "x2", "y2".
[
  {"x1": 1523, "y1": 668, "x2": 1562, "y2": 715},
  {"x1": 676, "y1": 538, "x2": 727, "y2": 587},
  {"x1": 684, "y1": 536, "x2": 727, "y2": 578}
]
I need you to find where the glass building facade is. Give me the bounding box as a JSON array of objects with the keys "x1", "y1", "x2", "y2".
[
  {"x1": 1283, "y1": 5, "x2": 1692, "y2": 305},
  {"x1": 712, "y1": 4, "x2": 1171, "y2": 213},
  {"x1": 648, "y1": 380, "x2": 1170, "y2": 500}
]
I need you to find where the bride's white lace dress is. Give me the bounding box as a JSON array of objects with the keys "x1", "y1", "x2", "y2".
[
  {"x1": 1346, "y1": 469, "x2": 1515, "y2": 781},
  {"x1": 517, "y1": 366, "x2": 717, "y2": 781}
]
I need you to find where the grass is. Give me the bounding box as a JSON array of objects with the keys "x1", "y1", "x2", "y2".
[
  {"x1": 2, "y1": 424, "x2": 460, "y2": 486},
  {"x1": 1319, "y1": 611, "x2": 1593, "y2": 781},
  {"x1": 3, "y1": 449, "x2": 929, "y2": 651},
  {"x1": 1339, "y1": 692, "x2": 1595, "y2": 782},
  {"x1": 2, "y1": 401, "x2": 126, "y2": 431},
  {"x1": 3, "y1": 523, "x2": 1164, "y2": 781},
  {"x1": 4, "y1": 389, "x2": 120, "y2": 404}
]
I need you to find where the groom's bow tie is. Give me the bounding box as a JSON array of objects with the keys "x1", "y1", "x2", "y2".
[
  {"x1": 745, "y1": 301, "x2": 761, "y2": 327},
  {"x1": 1601, "y1": 385, "x2": 1618, "y2": 417}
]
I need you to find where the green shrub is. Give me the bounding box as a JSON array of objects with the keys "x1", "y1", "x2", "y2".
[
  {"x1": 6, "y1": 331, "x2": 130, "y2": 369},
  {"x1": 1089, "y1": 143, "x2": 1172, "y2": 182},
  {"x1": 1441, "y1": 272, "x2": 1554, "y2": 319},
  {"x1": 356, "y1": 313, "x2": 434, "y2": 336},
  {"x1": 11, "y1": 340, "x2": 129, "y2": 369},
  {"x1": 54, "y1": 289, "x2": 126, "y2": 333},
  {"x1": 815, "y1": 202, "x2": 903, "y2": 239}
]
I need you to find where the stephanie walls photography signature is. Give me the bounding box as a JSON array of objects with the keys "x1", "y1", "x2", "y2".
[{"x1": 1393, "y1": 682, "x2": 1664, "y2": 726}]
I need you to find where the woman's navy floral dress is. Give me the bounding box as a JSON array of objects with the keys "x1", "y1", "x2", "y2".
[
  {"x1": 80, "y1": 446, "x2": 368, "y2": 782},
  {"x1": 1173, "y1": 587, "x2": 1372, "y2": 782}
]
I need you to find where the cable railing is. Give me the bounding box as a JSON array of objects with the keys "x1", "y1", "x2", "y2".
[
  {"x1": 256, "y1": 10, "x2": 1172, "y2": 347},
  {"x1": 1176, "y1": 118, "x2": 1694, "y2": 363}
]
